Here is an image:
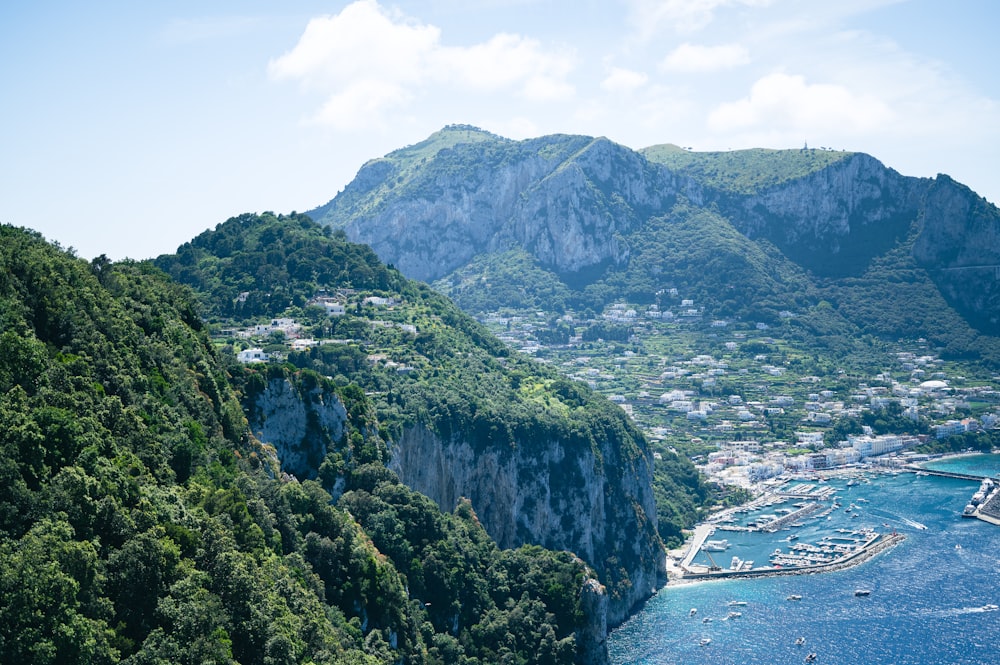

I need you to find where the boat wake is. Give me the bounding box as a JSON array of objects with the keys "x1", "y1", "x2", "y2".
[{"x1": 899, "y1": 517, "x2": 928, "y2": 530}]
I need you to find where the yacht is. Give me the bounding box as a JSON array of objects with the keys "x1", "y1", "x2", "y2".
[
  {"x1": 703, "y1": 539, "x2": 730, "y2": 551},
  {"x1": 982, "y1": 604, "x2": 998, "y2": 611}
]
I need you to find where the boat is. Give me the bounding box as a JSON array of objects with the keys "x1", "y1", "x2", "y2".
[
  {"x1": 702, "y1": 617, "x2": 713, "y2": 623},
  {"x1": 689, "y1": 607, "x2": 697, "y2": 616},
  {"x1": 805, "y1": 653, "x2": 817, "y2": 662},
  {"x1": 983, "y1": 604, "x2": 998, "y2": 611},
  {"x1": 726, "y1": 611, "x2": 742, "y2": 619},
  {"x1": 727, "y1": 600, "x2": 748, "y2": 607},
  {"x1": 703, "y1": 539, "x2": 730, "y2": 551},
  {"x1": 787, "y1": 594, "x2": 802, "y2": 601},
  {"x1": 700, "y1": 638, "x2": 712, "y2": 647},
  {"x1": 795, "y1": 637, "x2": 806, "y2": 646},
  {"x1": 854, "y1": 589, "x2": 872, "y2": 597}
]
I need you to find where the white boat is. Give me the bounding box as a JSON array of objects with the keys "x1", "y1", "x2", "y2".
[
  {"x1": 703, "y1": 539, "x2": 730, "y2": 551},
  {"x1": 700, "y1": 638, "x2": 712, "y2": 647},
  {"x1": 787, "y1": 594, "x2": 802, "y2": 601},
  {"x1": 795, "y1": 637, "x2": 806, "y2": 646},
  {"x1": 727, "y1": 600, "x2": 748, "y2": 607},
  {"x1": 854, "y1": 589, "x2": 872, "y2": 597},
  {"x1": 727, "y1": 611, "x2": 742, "y2": 619},
  {"x1": 983, "y1": 604, "x2": 998, "y2": 611},
  {"x1": 689, "y1": 607, "x2": 697, "y2": 616}
]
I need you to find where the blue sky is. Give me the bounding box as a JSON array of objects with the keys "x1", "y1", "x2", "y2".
[{"x1": 2, "y1": 0, "x2": 997, "y2": 260}]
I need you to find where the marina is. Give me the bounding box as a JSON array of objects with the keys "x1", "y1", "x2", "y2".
[{"x1": 610, "y1": 456, "x2": 1000, "y2": 665}]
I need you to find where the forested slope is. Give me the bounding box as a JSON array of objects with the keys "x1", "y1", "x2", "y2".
[
  {"x1": 154, "y1": 212, "x2": 678, "y2": 629},
  {"x1": 0, "y1": 224, "x2": 603, "y2": 665}
]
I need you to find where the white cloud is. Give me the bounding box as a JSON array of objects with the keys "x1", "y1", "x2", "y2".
[
  {"x1": 600, "y1": 66, "x2": 649, "y2": 93},
  {"x1": 268, "y1": 0, "x2": 576, "y2": 128},
  {"x1": 661, "y1": 43, "x2": 750, "y2": 72},
  {"x1": 708, "y1": 72, "x2": 894, "y2": 135}
]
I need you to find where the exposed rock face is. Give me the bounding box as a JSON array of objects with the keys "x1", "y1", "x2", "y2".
[
  {"x1": 248, "y1": 378, "x2": 347, "y2": 479},
  {"x1": 717, "y1": 154, "x2": 924, "y2": 273},
  {"x1": 319, "y1": 134, "x2": 697, "y2": 282},
  {"x1": 310, "y1": 127, "x2": 1000, "y2": 332},
  {"x1": 387, "y1": 424, "x2": 664, "y2": 629},
  {"x1": 913, "y1": 176, "x2": 1000, "y2": 329}
]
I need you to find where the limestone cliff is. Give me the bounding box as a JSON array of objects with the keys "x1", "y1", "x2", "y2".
[
  {"x1": 309, "y1": 126, "x2": 1000, "y2": 339},
  {"x1": 247, "y1": 377, "x2": 347, "y2": 480},
  {"x1": 714, "y1": 153, "x2": 925, "y2": 275},
  {"x1": 387, "y1": 422, "x2": 664, "y2": 628}
]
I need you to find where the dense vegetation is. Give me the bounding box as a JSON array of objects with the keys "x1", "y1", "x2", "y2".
[{"x1": 0, "y1": 224, "x2": 595, "y2": 664}]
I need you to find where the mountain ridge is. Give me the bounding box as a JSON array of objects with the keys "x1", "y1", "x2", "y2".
[{"x1": 307, "y1": 126, "x2": 1000, "y2": 363}]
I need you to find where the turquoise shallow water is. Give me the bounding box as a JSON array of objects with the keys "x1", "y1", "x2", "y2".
[{"x1": 609, "y1": 460, "x2": 1000, "y2": 665}]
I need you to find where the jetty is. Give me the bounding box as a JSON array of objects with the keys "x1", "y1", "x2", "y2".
[
  {"x1": 677, "y1": 531, "x2": 906, "y2": 582},
  {"x1": 755, "y1": 502, "x2": 822, "y2": 533},
  {"x1": 906, "y1": 465, "x2": 991, "y2": 482}
]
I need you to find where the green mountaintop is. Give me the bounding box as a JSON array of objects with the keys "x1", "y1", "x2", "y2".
[
  {"x1": 640, "y1": 143, "x2": 854, "y2": 194},
  {"x1": 309, "y1": 127, "x2": 1000, "y2": 366}
]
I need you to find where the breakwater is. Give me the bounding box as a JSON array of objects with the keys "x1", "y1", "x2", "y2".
[{"x1": 677, "y1": 532, "x2": 905, "y2": 582}]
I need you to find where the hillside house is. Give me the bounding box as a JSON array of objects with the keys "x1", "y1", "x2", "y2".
[{"x1": 237, "y1": 348, "x2": 269, "y2": 363}]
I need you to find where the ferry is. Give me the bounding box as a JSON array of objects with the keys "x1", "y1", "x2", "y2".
[{"x1": 703, "y1": 539, "x2": 730, "y2": 551}]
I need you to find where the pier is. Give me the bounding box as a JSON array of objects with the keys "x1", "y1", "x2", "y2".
[
  {"x1": 905, "y1": 465, "x2": 994, "y2": 482},
  {"x1": 680, "y1": 524, "x2": 716, "y2": 570},
  {"x1": 678, "y1": 532, "x2": 906, "y2": 582},
  {"x1": 756, "y1": 502, "x2": 822, "y2": 533}
]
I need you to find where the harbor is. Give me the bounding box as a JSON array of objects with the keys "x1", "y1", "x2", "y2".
[
  {"x1": 672, "y1": 471, "x2": 916, "y2": 582},
  {"x1": 612, "y1": 457, "x2": 1000, "y2": 665}
]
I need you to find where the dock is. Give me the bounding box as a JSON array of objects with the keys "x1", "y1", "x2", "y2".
[
  {"x1": 905, "y1": 465, "x2": 994, "y2": 482},
  {"x1": 680, "y1": 524, "x2": 716, "y2": 569},
  {"x1": 755, "y1": 502, "x2": 822, "y2": 533}
]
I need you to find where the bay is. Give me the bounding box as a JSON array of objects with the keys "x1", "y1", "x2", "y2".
[{"x1": 609, "y1": 458, "x2": 1000, "y2": 664}]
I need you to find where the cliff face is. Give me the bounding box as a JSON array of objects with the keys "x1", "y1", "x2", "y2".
[
  {"x1": 717, "y1": 153, "x2": 924, "y2": 274},
  {"x1": 248, "y1": 377, "x2": 347, "y2": 480},
  {"x1": 309, "y1": 126, "x2": 1000, "y2": 337},
  {"x1": 387, "y1": 423, "x2": 664, "y2": 628},
  {"x1": 320, "y1": 133, "x2": 697, "y2": 282},
  {"x1": 913, "y1": 176, "x2": 1000, "y2": 330}
]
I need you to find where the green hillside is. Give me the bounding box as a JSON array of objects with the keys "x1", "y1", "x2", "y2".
[
  {"x1": 641, "y1": 144, "x2": 853, "y2": 194},
  {"x1": 0, "y1": 223, "x2": 602, "y2": 665}
]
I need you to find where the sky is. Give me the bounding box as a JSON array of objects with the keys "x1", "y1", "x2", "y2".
[{"x1": 1, "y1": 0, "x2": 997, "y2": 261}]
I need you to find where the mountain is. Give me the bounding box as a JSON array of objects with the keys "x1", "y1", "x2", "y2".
[
  {"x1": 152, "y1": 212, "x2": 677, "y2": 634},
  {"x1": 0, "y1": 221, "x2": 669, "y2": 665},
  {"x1": 308, "y1": 125, "x2": 1000, "y2": 365}
]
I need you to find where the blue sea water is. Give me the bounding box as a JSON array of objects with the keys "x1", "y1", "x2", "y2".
[{"x1": 608, "y1": 459, "x2": 1000, "y2": 665}]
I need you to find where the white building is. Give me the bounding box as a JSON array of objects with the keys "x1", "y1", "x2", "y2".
[{"x1": 237, "y1": 348, "x2": 269, "y2": 363}]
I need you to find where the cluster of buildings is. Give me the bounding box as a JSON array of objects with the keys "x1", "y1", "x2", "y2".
[{"x1": 231, "y1": 291, "x2": 409, "y2": 364}]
